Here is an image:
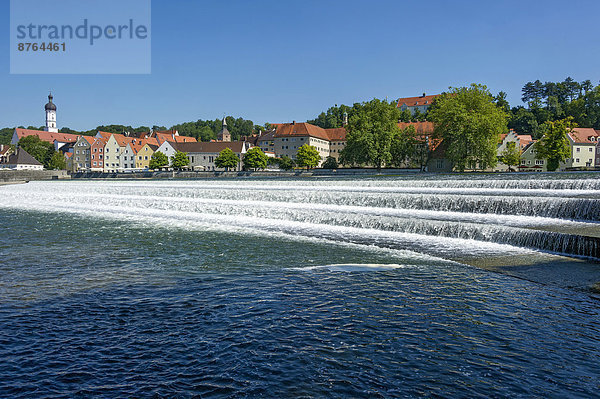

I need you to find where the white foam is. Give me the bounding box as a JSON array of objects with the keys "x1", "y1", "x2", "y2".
[{"x1": 290, "y1": 263, "x2": 411, "y2": 272}]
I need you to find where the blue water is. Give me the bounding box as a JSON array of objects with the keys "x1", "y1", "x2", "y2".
[{"x1": 1, "y1": 178, "x2": 600, "y2": 397}]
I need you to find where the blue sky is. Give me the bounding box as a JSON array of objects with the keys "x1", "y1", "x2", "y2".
[{"x1": 1, "y1": 0, "x2": 599, "y2": 130}]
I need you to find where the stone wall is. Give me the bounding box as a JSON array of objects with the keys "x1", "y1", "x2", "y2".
[{"x1": 0, "y1": 170, "x2": 70, "y2": 182}]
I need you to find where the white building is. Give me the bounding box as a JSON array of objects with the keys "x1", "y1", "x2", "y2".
[
  {"x1": 0, "y1": 148, "x2": 43, "y2": 170},
  {"x1": 396, "y1": 93, "x2": 440, "y2": 115}
]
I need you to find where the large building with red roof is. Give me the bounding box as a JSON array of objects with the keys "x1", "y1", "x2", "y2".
[
  {"x1": 256, "y1": 121, "x2": 347, "y2": 164},
  {"x1": 396, "y1": 93, "x2": 440, "y2": 115},
  {"x1": 566, "y1": 127, "x2": 600, "y2": 168}
]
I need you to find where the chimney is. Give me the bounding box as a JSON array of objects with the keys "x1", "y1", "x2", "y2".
[
  {"x1": 422, "y1": 93, "x2": 426, "y2": 97},
  {"x1": 292, "y1": 121, "x2": 296, "y2": 125}
]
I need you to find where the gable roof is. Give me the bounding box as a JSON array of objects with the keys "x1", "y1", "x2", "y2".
[
  {"x1": 3, "y1": 148, "x2": 42, "y2": 166},
  {"x1": 14, "y1": 128, "x2": 79, "y2": 144},
  {"x1": 174, "y1": 141, "x2": 248, "y2": 153},
  {"x1": 274, "y1": 122, "x2": 347, "y2": 142},
  {"x1": 568, "y1": 127, "x2": 600, "y2": 144},
  {"x1": 396, "y1": 94, "x2": 440, "y2": 108}
]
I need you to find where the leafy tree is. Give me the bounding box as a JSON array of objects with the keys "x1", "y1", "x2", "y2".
[
  {"x1": 0, "y1": 128, "x2": 14, "y2": 145},
  {"x1": 509, "y1": 107, "x2": 540, "y2": 138},
  {"x1": 171, "y1": 151, "x2": 190, "y2": 170},
  {"x1": 340, "y1": 99, "x2": 401, "y2": 169},
  {"x1": 495, "y1": 91, "x2": 511, "y2": 114},
  {"x1": 321, "y1": 156, "x2": 338, "y2": 169},
  {"x1": 534, "y1": 118, "x2": 573, "y2": 171},
  {"x1": 47, "y1": 151, "x2": 67, "y2": 170},
  {"x1": 243, "y1": 147, "x2": 268, "y2": 170},
  {"x1": 214, "y1": 148, "x2": 239, "y2": 171},
  {"x1": 411, "y1": 107, "x2": 424, "y2": 122},
  {"x1": 428, "y1": 84, "x2": 508, "y2": 172},
  {"x1": 277, "y1": 155, "x2": 295, "y2": 170},
  {"x1": 149, "y1": 151, "x2": 169, "y2": 169},
  {"x1": 397, "y1": 109, "x2": 411, "y2": 122},
  {"x1": 390, "y1": 125, "x2": 418, "y2": 167},
  {"x1": 18, "y1": 135, "x2": 54, "y2": 167},
  {"x1": 499, "y1": 142, "x2": 521, "y2": 172},
  {"x1": 296, "y1": 144, "x2": 321, "y2": 170}
]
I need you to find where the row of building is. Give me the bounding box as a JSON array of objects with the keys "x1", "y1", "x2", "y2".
[
  {"x1": 3, "y1": 93, "x2": 600, "y2": 172},
  {"x1": 423, "y1": 125, "x2": 600, "y2": 172}
]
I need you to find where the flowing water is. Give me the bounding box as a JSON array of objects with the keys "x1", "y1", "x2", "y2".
[{"x1": 1, "y1": 174, "x2": 600, "y2": 397}]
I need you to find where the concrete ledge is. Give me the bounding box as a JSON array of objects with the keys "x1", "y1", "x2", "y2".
[
  {"x1": 0, "y1": 170, "x2": 70, "y2": 182},
  {"x1": 71, "y1": 169, "x2": 422, "y2": 179}
]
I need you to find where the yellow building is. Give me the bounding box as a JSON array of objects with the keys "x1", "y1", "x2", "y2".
[{"x1": 135, "y1": 142, "x2": 158, "y2": 169}]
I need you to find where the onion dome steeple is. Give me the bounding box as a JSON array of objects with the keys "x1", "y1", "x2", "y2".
[{"x1": 45, "y1": 93, "x2": 57, "y2": 111}]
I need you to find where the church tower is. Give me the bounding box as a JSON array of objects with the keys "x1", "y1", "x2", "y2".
[
  {"x1": 44, "y1": 93, "x2": 58, "y2": 133},
  {"x1": 217, "y1": 116, "x2": 231, "y2": 142}
]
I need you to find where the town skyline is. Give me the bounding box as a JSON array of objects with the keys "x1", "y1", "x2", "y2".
[{"x1": 2, "y1": 0, "x2": 600, "y2": 130}]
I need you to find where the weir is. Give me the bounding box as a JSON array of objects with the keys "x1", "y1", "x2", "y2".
[{"x1": 1, "y1": 174, "x2": 599, "y2": 282}]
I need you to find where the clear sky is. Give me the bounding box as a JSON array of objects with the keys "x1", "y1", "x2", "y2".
[{"x1": 1, "y1": 0, "x2": 599, "y2": 130}]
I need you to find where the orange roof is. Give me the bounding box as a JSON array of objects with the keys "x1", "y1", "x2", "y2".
[
  {"x1": 396, "y1": 94, "x2": 440, "y2": 108},
  {"x1": 325, "y1": 127, "x2": 347, "y2": 141},
  {"x1": 568, "y1": 128, "x2": 600, "y2": 144},
  {"x1": 397, "y1": 121, "x2": 435, "y2": 134},
  {"x1": 15, "y1": 128, "x2": 79, "y2": 144},
  {"x1": 275, "y1": 122, "x2": 346, "y2": 142},
  {"x1": 80, "y1": 135, "x2": 95, "y2": 145},
  {"x1": 154, "y1": 131, "x2": 197, "y2": 143},
  {"x1": 64, "y1": 152, "x2": 73, "y2": 158}
]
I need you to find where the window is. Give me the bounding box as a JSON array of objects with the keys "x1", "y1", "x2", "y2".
[
  {"x1": 76, "y1": 150, "x2": 79, "y2": 154},
  {"x1": 576, "y1": 148, "x2": 581, "y2": 152},
  {"x1": 93, "y1": 161, "x2": 97, "y2": 166},
  {"x1": 535, "y1": 160, "x2": 544, "y2": 165},
  {"x1": 99, "y1": 148, "x2": 102, "y2": 153},
  {"x1": 576, "y1": 158, "x2": 580, "y2": 163},
  {"x1": 436, "y1": 160, "x2": 444, "y2": 169},
  {"x1": 521, "y1": 160, "x2": 526, "y2": 165},
  {"x1": 590, "y1": 148, "x2": 594, "y2": 152},
  {"x1": 91, "y1": 155, "x2": 95, "y2": 160},
  {"x1": 145, "y1": 156, "x2": 148, "y2": 160}
]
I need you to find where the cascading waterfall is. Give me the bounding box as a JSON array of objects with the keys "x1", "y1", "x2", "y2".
[{"x1": 1, "y1": 174, "x2": 599, "y2": 263}]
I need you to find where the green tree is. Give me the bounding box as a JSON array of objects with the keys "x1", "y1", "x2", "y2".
[
  {"x1": 534, "y1": 118, "x2": 573, "y2": 171},
  {"x1": 214, "y1": 148, "x2": 239, "y2": 171},
  {"x1": 243, "y1": 147, "x2": 268, "y2": 170},
  {"x1": 296, "y1": 144, "x2": 321, "y2": 170},
  {"x1": 18, "y1": 135, "x2": 54, "y2": 167},
  {"x1": 0, "y1": 128, "x2": 15, "y2": 145},
  {"x1": 499, "y1": 142, "x2": 521, "y2": 172},
  {"x1": 149, "y1": 151, "x2": 169, "y2": 169},
  {"x1": 390, "y1": 125, "x2": 418, "y2": 167},
  {"x1": 277, "y1": 155, "x2": 295, "y2": 170},
  {"x1": 428, "y1": 84, "x2": 508, "y2": 172},
  {"x1": 321, "y1": 156, "x2": 338, "y2": 169},
  {"x1": 411, "y1": 107, "x2": 424, "y2": 122},
  {"x1": 171, "y1": 151, "x2": 190, "y2": 170},
  {"x1": 47, "y1": 151, "x2": 67, "y2": 170},
  {"x1": 340, "y1": 99, "x2": 402, "y2": 170}
]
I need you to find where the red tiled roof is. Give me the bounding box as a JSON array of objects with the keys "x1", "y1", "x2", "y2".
[
  {"x1": 396, "y1": 94, "x2": 440, "y2": 108},
  {"x1": 325, "y1": 127, "x2": 347, "y2": 141},
  {"x1": 568, "y1": 128, "x2": 600, "y2": 144},
  {"x1": 174, "y1": 141, "x2": 248, "y2": 153},
  {"x1": 275, "y1": 122, "x2": 347, "y2": 142},
  {"x1": 14, "y1": 128, "x2": 79, "y2": 144}
]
